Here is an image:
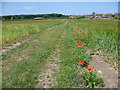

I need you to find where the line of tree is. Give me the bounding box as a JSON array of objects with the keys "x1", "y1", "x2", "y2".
[
  {"x1": 77, "y1": 16, "x2": 85, "y2": 19},
  {"x1": 0, "y1": 13, "x2": 69, "y2": 20}
]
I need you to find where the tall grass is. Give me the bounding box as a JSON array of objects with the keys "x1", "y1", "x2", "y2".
[
  {"x1": 2, "y1": 19, "x2": 65, "y2": 47},
  {"x1": 68, "y1": 19, "x2": 118, "y2": 67}
]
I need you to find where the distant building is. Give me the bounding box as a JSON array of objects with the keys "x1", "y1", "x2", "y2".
[
  {"x1": 85, "y1": 15, "x2": 94, "y2": 19},
  {"x1": 69, "y1": 15, "x2": 79, "y2": 18},
  {"x1": 34, "y1": 17, "x2": 44, "y2": 20},
  {"x1": 114, "y1": 13, "x2": 120, "y2": 19},
  {"x1": 104, "y1": 13, "x2": 113, "y2": 19},
  {"x1": 0, "y1": 17, "x2": 5, "y2": 20},
  {"x1": 85, "y1": 13, "x2": 113, "y2": 19},
  {"x1": 69, "y1": 13, "x2": 119, "y2": 20},
  {"x1": 94, "y1": 14, "x2": 103, "y2": 19}
]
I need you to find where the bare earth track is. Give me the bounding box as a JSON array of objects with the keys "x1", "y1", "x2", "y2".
[
  {"x1": 35, "y1": 20, "x2": 67, "y2": 88},
  {"x1": 86, "y1": 48, "x2": 118, "y2": 88},
  {"x1": 35, "y1": 43, "x2": 60, "y2": 88},
  {"x1": 35, "y1": 32, "x2": 65, "y2": 88}
]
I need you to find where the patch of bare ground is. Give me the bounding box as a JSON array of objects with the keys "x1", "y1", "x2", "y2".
[
  {"x1": 86, "y1": 48, "x2": 118, "y2": 88},
  {"x1": 35, "y1": 47, "x2": 60, "y2": 88},
  {"x1": 1, "y1": 41, "x2": 24, "y2": 54},
  {"x1": 35, "y1": 32, "x2": 66, "y2": 88}
]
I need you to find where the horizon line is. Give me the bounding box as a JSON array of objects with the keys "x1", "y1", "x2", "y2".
[{"x1": 1, "y1": 12, "x2": 119, "y2": 16}]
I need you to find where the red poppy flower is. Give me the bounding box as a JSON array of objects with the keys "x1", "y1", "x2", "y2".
[
  {"x1": 76, "y1": 40, "x2": 80, "y2": 42},
  {"x1": 78, "y1": 60, "x2": 85, "y2": 65},
  {"x1": 75, "y1": 37, "x2": 78, "y2": 39},
  {"x1": 85, "y1": 32, "x2": 88, "y2": 34},
  {"x1": 81, "y1": 32, "x2": 84, "y2": 34},
  {"x1": 88, "y1": 28, "x2": 90, "y2": 30},
  {"x1": 86, "y1": 66, "x2": 94, "y2": 72},
  {"x1": 80, "y1": 31, "x2": 84, "y2": 34},
  {"x1": 78, "y1": 44, "x2": 82, "y2": 47},
  {"x1": 75, "y1": 28, "x2": 79, "y2": 31},
  {"x1": 76, "y1": 40, "x2": 84, "y2": 44},
  {"x1": 79, "y1": 41, "x2": 84, "y2": 44},
  {"x1": 73, "y1": 31, "x2": 76, "y2": 34}
]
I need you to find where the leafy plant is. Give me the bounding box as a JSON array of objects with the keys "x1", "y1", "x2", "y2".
[{"x1": 82, "y1": 70, "x2": 105, "y2": 89}]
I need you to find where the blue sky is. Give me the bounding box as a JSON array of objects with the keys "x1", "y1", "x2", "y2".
[{"x1": 2, "y1": 2, "x2": 118, "y2": 16}]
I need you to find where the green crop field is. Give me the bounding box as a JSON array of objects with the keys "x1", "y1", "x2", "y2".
[
  {"x1": 2, "y1": 19, "x2": 118, "y2": 89},
  {"x1": 68, "y1": 19, "x2": 118, "y2": 67},
  {"x1": 2, "y1": 19, "x2": 65, "y2": 47}
]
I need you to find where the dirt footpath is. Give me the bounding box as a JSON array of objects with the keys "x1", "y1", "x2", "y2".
[
  {"x1": 86, "y1": 48, "x2": 118, "y2": 88},
  {"x1": 35, "y1": 32, "x2": 66, "y2": 88}
]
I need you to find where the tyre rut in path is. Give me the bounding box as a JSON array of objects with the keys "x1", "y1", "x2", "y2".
[
  {"x1": 35, "y1": 32, "x2": 66, "y2": 88},
  {"x1": 86, "y1": 48, "x2": 118, "y2": 88}
]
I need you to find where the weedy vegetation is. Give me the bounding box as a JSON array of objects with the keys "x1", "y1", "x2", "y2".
[{"x1": 2, "y1": 19, "x2": 118, "y2": 89}]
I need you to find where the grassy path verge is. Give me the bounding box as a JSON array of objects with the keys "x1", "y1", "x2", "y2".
[
  {"x1": 55, "y1": 25, "x2": 90, "y2": 88},
  {"x1": 55, "y1": 21, "x2": 105, "y2": 88},
  {"x1": 35, "y1": 32, "x2": 66, "y2": 88},
  {"x1": 2, "y1": 21, "x2": 67, "y2": 88}
]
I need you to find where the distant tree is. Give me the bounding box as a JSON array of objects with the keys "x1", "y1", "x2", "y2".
[
  {"x1": 112, "y1": 15, "x2": 115, "y2": 19},
  {"x1": 92, "y1": 12, "x2": 96, "y2": 15},
  {"x1": 20, "y1": 15, "x2": 25, "y2": 19},
  {"x1": 2, "y1": 13, "x2": 68, "y2": 20},
  {"x1": 77, "y1": 16, "x2": 85, "y2": 19},
  {"x1": 92, "y1": 12, "x2": 96, "y2": 18}
]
